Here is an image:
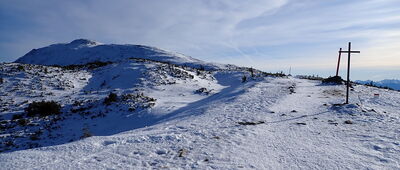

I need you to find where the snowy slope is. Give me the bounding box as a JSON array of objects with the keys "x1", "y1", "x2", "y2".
[
  {"x1": 1, "y1": 77, "x2": 399, "y2": 169},
  {"x1": 1, "y1": 41, "x2": 399, "y2": 169},
  {"x1": 1, "y1": 40, "x2": 260, "y2": 154},
  {"x1": 0, "y1": 59, "x2": 231, "y2": 152},
  {"x1": 15, "y1": 39, "x2": 224, "y2": 70}
]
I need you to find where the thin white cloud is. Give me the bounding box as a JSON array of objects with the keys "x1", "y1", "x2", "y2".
[
  {"x1": 0, "y1": 0, "x2": 399, "y2": 80},
  {"x1": 0, "y1": 0, "x2": 288, "y2": 61}
]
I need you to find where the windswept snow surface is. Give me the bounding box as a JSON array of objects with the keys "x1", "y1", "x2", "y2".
[{"x1": 1, "y1": 76, "x2": 399, "y2": 169}]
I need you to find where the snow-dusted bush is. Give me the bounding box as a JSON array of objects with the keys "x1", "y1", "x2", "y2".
[
  {"x1": 58, "y1": 61, "x2": 112, "y2": 70},
  {"x1": 30, "y1": 130, "x2": 42, "y2": 141},
  {"x1": 296, "y1": 75, "x2": 323, "y2": 81},
  {"x1": 322, "y1": 76, "x2": 343, "y2": 84},
  {"x1": 120, "y1": 93, "x2": 157, "y2": 111},
  {"x1": 262, "y1": 71, "x2": 286, "y2": 77},
  {"x1": 242, "y1": 75, "x2": 247, "y2": 83},
  {"x1": 195, "y1": 87, "x2": 212, "y2": 95},
  {"x1": 17, "y1": 118, "x2": 28, "y2": 126},
  {"x1": 104, "y1": 92, "x2": 118, "y2": 105},
  {"x1": 25, "y1": 101, "x2": 61, "y2": 117},
  {"x1": 86, "y1": 61, "x2": 112, "y2": 69},
  {"x1": 16, "y1": 65, "x2": 24, "y2": 71},
  {"x1": 249, "y1": 67, "x2": 254, "y2": 77},
  {"x1": 12, "y1": 114, "x2": 23, "y2": 120},
  {"x1": 81, "y1": 127, "x2": 92, "y2": 139}
]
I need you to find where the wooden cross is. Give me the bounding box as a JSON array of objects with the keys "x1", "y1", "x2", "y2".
[
  {"x1": 339, "y1": 42, "x2": 360, "y2": 104},
  {"x1": 335, "y1": 48, "x2": 342, "y2": 76}
]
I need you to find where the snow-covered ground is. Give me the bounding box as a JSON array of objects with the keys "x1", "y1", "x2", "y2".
[
  {"x1": 1, "y1": 76, "x2": 399, "y2": 169},
  {"x1": 1, "y1": 39, "x2": 399, "y2": 169},
  {"x1": 0, "y1": 59, "x2": 226, "y2": 151}
]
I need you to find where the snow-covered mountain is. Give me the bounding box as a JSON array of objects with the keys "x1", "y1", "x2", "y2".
[
  {"x1": 1, "y1": 39, "x2": 399, "y2": 169},
  {"x1": 0, "y1": 39, "x2": 257, "y2": 152},
  {"x1": 15, "y1": 39, "x2": 223, "y2": 70},
  {"x1": 356, "y1": 79, "x2": 400, "y2": 91}
]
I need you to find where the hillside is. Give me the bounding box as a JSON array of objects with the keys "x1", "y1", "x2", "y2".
[
  {"x1": 0, "y1": 39, "x2": 263, "y2": 153},
  {"x1": 356, "y1": 79, "x2": 400, "y2": 91},
  {"x1": 1, "y1": 40, "x2": 399, "y2": 169},
  {"x1": 15, "y1": 39, "x2": 223, "y2": 70}
]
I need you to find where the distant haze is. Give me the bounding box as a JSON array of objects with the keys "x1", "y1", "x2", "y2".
[{"x1": 1, "y1": 0, "x2": 399, "y2": 80}]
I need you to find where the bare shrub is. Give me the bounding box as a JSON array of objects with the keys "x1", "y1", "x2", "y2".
[{"x1": 26, "y1": 101, "x2": 61, "y2": 117}]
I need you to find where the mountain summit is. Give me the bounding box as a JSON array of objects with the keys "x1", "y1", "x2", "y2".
[
  {"x1": 67, "y1": 39, "x2": 100, "y2": 47},
  {"x1": 15, "y1": 39, "x2": 219, "y2": 69}
]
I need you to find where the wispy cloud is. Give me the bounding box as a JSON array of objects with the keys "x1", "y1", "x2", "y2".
[
  {"x1": 0, "y1": 0, "x2": 287, "y2": 60},
  {"x1": 0, "y1": 0, "x2": 399, "y2": 79}
]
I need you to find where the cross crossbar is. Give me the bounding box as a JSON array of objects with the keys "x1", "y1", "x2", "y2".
[
  {"x1": 340, "y1": 51, "x2": 360, "y2": 53},
  {"x1": 342, "y1": 42, "x2": 360, "y2": 104}
]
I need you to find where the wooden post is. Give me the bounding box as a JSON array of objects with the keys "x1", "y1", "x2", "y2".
[
  {"x1": 339, "y1": 42, "x2": 360, "y2": 104},
  {"x1": 346, "y1": 43, "x2": 351, "y2": 104},
  {"x1": 336, "y1": 48, "x2": 342, "y2": 76}
]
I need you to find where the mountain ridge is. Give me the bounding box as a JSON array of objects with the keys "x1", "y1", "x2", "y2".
[
  {"x1": 355, "y1": 79, "x2": 400, "y2": 90},
  {"x1": 15, "y1": 39, "x2": 224, "y2": 70}
]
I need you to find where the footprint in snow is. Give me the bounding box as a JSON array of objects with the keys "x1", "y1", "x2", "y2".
[
  {"x1": 103, "y1": 140, "x2": 117, "y2": 146},
  {"x1": 156, "y1": 149, "x2": 168, "y2": 155}
]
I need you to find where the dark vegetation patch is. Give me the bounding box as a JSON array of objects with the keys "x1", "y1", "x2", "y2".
[
  {"x1": 288, "y1": 84, "x2": 296, "y2": 94},
  {"x1": 104, "y1": 92, "x2": 118, "y2": 105},
  {"x1": 344, "y1": 120, "x2": 353, "y2": 124},
  {"x1": 136, "y1": 58, "x2": 211, "y2": 85},
  {"x1": 178, "y1": 148, "x2": 187, "y2": 157},
  {"x1": 261, "y1": 71, "x2": 286, "y2": 77},
  {"x1": 80, "y1": 127, "x2": 92, "y2": 139},
  {"x1": 242, "y1": 75, "x2": 247, "y2": 83},
  {"x1": 296, "y1": 75, "x2": 324, "y2": 81},
  {"x1": 25, "y1": 101, "x2": 61, "y2": 117},
  {"x1": 16, "y1": 65, "x2": 25, "y2": 71},
  {"x1": 296, "y1": 122, "x2": 307, "y2": 125},
  {"x1": 54, "y1": 61, "x2": 113, "y2": 70},
  {"x1": 195, "y1": 87, "x2": 212, "y2": 95},
  {"x1": 1, "y1": 110, "x2": 63, "y2": 152},
  {"x1": 17, "y1": 118, "x2": 28, "y2": 126},
  {"x1": 121, "y1": 93, "x2": 157, "y2": 110},
  {"x1": 149, "y1": 64, "x2": 196, "y2": 85},
  {"x1": 98, "y1": 92, "x2": 157, "y2": 111},
  {"x1": 12, "y1": 114, "x2": 24, "y2": 120},
  {"x1": 238, "y1": 121, "x2": 265, "y2": 125},
  {"x1": 29, "y1": 131, "x2": 42, "y2": 141},
  {"x1": 322, "y1": 76, "x2": 344, "y2": 84},
  {"x1": 328, "y1": 120, "x2": 339, "y2": 126}
]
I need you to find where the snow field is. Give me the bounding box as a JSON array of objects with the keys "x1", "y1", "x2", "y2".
[
  {"x1": 2, "y1": 77, "x2": 398, "y2": 169},
  {"x1": 1, "y1": 39, "x2": 399, "y2": 169}
]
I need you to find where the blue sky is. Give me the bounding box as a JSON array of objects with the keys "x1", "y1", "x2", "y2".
[{"x1": 1, "y1": 0, "x2": 399, "y2": 80}]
